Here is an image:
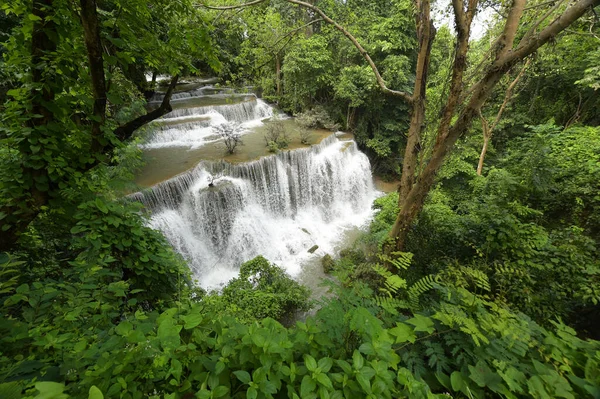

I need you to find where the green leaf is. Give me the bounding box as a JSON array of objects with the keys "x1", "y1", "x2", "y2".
[
  {"x1": 95, "y1": 198, "x2": 108, "y2": 214},
  {"x1": 450, "y1": 371, "x2": 465, "y2": 392},
  {"x1": 301, "y1": 376, "x2": 317, "y2": 397},
  {"x1": 389, "y1": 323, "x2": 416, "y2": 343},
  {"x1": 115, "y1": 321, "x2": 133, "y2": 336},
  {"x1": 182, "y1": 313, "x2": 203, "y2": 329},
  {"x1": 213, "y1": 386, "x2": 229, "y2": 398},
  {"x1": 196, "y1": 390, "x2": 211, "y2": 399},
  {"x1": 316, "y1": 373, "x2": 333, "y2": 390},
  {"x1": 305, "y1": 354, "x2": 318, "y2": 372},
  {"x1": 246, "y1": 387, "x2": 257, "y2": 399},
  {"x1": 33, "y1": 382, "x2": 68, "y2": 399},
  {"x1": 234, "y1": 370, "x2": 251, "y2": 384},
  {"x1": 88, "y1": 386, "x2": 104, "y2": 399},
  {"x1": 352, "y1": 350, "x2": 364, "y2": 370},
  {"x1": 317, "y1": 357, "x2": 333, "y2": 373},
  {"x1": 405, "y1": 314, "x2": 435, "y2": 333},
  {"x1": 0, "y1": 382, "x2": 22, "y2": 399},
  {"x1": 157, "y1": 319, "x2": 181, "y2": 350}
]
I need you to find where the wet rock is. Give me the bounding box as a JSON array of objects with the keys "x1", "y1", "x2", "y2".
[{"x1": 322, "y1": 254, "x2": 335, "y2": 274}]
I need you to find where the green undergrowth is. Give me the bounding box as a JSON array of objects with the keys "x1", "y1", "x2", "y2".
[{"x1": 2, "y1": 247, "x2": 600, "y2": 399}]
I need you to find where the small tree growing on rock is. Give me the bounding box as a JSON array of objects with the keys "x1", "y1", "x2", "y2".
[{"x1": 214, "y1": 122, "x2": 244, "y2": 154}]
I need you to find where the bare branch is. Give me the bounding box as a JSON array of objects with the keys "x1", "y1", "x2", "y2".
[
  {"x1": 253, "y1": 19, "x2": 324, "y2": 72},
  {"x1": 490, "y1": 58, "x2": 531, "y2": 131},
  {"x1": 270, "y1": 19, "x2": 323, "y2": 50}
]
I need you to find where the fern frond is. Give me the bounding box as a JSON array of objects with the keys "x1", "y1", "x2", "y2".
[
  {"x1": 378, "y1": 251, "x2": 413, "y2": 271},
  {"x1": 0, "y1": 255, "x2": 22, "y2": 295},
  {"x1": 408, "y1": 274, "x2": 439, "y2": 309}
]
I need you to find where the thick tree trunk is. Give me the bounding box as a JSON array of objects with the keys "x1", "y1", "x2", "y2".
[
  {"x1": 397, "y1": 1, "x2": 435, "y2": 206},
  {"x1": 80, "y1": 0, "x2": 107, "y2": 155}
]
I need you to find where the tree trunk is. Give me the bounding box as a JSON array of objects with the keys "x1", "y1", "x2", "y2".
[
  {"x1": 397, "y1": 0, "x2": 435, "y2": 207},
  {"x1": 80, "y1": 0, "x2": 107, "y2": 155}
]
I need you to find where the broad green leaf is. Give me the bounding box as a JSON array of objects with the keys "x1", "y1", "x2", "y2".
[
  {"x1": 234, "y1": 370, "x2": 251, "y2": 384},
  {"x1": 405, "y1": 314, "x2": 435, "y2": 334},
  {"x1": 88, "y1": 386, "x2": 103, "y2": 399},
  {"x1": 33, "y1": 382, "x2": 68, "y2": 399},
  {"x1": 95, "y1": 198, "x2": 108, "y2": 214},
  {"x1": 316, "y1": 373, "x2": 333, "y2": 390},
  {"x1": 246, "y1": 387, "x2": 257, "y2": 399},
  {"x1": 389, "y1": 323, "x2": 416, "y2": 343},
  {"x1": 182, "y1": 313, "x2": 203, "y2": 329},
  {"x1": 305, "y1": 354, "x2": 318, "y2": 372},
  {"x1": 301, "y1": 375, "x2": 316, "y2": 397},
  {"x1": 157, "y1": 319, "x2": 181, "y2": 350}
]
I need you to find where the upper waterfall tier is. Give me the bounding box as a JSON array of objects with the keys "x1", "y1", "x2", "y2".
[
  {"x1": 131, "y1": 135, "x2": 379, "y2": 289},
  {"x1": 141, "y1": 90, "x2": 273, "y2": 149}
]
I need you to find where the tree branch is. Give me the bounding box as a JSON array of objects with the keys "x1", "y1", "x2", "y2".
[
  {"x1": 520, "y1": 0, "x2": 565, "y2": 44},
  {"x1": 496, "y1": 0, "x2": 527, "y2": 61},
  {"x1": 284, "y1": 0, "x2": 414, "y2": 103},
  {"x1": 195, "y1": 0, "x2": 268, "y2": 9},
  {"x1": 476, "y1": 58, "x2": 530, "y2": 174},
  {"x1": 271, "y1": 18, "x2": 323, "y2": 50},
  {"x1": 114, "y1": 75, "x2": 179, "y2": 142},
  {"x1": 509, "y1": 0, "x2": 600, "y2": 63}
]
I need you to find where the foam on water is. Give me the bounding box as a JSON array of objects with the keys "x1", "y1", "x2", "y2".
[
  {"x1": 140, "y1": 96, "x2": 273, "y2": 149},
  {"x1": 133, "y1": 136, "x2": 379, "y2": 290}
]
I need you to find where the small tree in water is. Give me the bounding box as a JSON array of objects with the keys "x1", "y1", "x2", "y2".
[{"x1": 214, "y1": 122, "x2": 244, "y2": 154}]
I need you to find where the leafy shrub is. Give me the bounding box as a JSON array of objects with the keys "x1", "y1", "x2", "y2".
[
  {"x1": 295, "y1": 106, "x2": 340, "y2": 131},
  {"x1": 204, "y1": 256, "x2": 311, "y2": 323},
  {"x1": 263, "y1": 115, "x2": 289, "y2": 149},
  {"x1": 298, "y1": 127, "x2": 311, "y2": 145}
]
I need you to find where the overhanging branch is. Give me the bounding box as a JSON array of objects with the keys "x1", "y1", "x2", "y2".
[
  {"x1": 285, "y1": 0, "x2": 414, "y2": 103},
  {"x1": 113, "y1": 75, "x2": 179, "y2": 142},
  {"x1": 195, "y1": 0, "x2": 268, "y2": 9}
]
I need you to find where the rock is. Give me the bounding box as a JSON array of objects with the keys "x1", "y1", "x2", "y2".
[
  {"x1": 307, "y1": 245, "x2": 319, "y2": 254},
  {"x1": 322, "y1": 254, "x2": 335, "y2": 274}
]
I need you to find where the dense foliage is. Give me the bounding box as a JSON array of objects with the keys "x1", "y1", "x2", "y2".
[{"x1": 1, "y1": 0, "x2": 600, "y2": 397}]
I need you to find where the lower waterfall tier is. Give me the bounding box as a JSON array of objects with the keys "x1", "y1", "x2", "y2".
[{"x1": 132, "y1": 135, "x2": 380, "y2": 289}]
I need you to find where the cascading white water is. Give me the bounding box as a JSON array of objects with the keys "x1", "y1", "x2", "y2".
[
  {"x1": 141, "y1": 95, "x2": 273, "y2": 149},
  {"x1": 133, "y1": 135, "x2": 379, "y2": 289}
]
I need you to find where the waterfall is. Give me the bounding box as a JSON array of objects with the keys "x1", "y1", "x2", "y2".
[
  {"x1": 133, "y1": 135, "x2": 379, "y2": 289},
  {"x1": 141, "y1": 95, "x2": 273, "y2": 149}
]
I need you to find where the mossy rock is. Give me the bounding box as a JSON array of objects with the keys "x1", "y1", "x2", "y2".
[{"x1": 321, "y1": 254, "x2": 335, "y2": 274}]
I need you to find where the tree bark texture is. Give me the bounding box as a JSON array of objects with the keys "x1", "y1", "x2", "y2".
[{"x1": 391, "y1": 0, "x2": 599, "y2": 251}]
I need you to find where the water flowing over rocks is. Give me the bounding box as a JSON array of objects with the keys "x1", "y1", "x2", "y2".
[{"x1": 132, "y1": 135, "x2": 379, "y2": 289}]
